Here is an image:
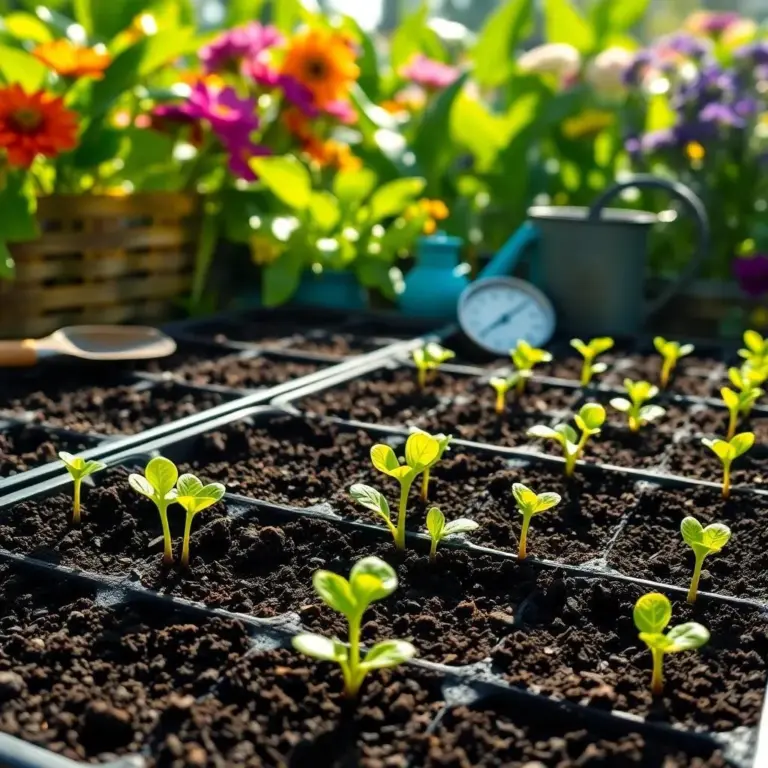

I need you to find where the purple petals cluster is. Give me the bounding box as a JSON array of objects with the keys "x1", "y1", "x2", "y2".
[
  {"x1": 734, "y1": 255, "x2": 768, "y2": 298},
  {"x1": 200, "y1": 22, "x2": 283, "y2": 75}
]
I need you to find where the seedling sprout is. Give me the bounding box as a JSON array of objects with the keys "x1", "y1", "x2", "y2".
[
  {"x1": 633, "y1": 592, "x2": 709, "y2": 695},
  {"x1": 510, "y1": 340, "x2": 552, "y2": 394},
  {"x1": 410, "y1": 428, "x2": 452, "y2": 502},
  {"x1": 680, "y1": 517, "x2": 731, "y2": 603},
  {"x1": 512, "y1": 483, "x2": 561, "y2": 560},
  {"x1": 571, "y1": 337, "x2": 614, "y2": 386},
  {"x1": 490, "y1": 374, "x2": 520, "y2": 415},
  {"x1": 412, "y1": 343, "x2": 455, "y2": 389},
  {"x1": 721, "y1": 376, "x2": 763, "y2": 440},
  {"x1": 739, "y1": 329, "x2": 768, "y2": 368},
  {"x1": 425, "y1": 507, "x2": 478, "y2": 561},
  {"x1": 293, "y1": 557, "x2": 416, "y2": 697},
  {"x1": 174, "y1": 473, "x2": 226, "y2": 568},
  {"x1": 702, "y1": 432, "x2": 754, "y2": 498},
  {"x1": 610, "y1": 379, "x2": 666, "y2": 432},
  {"x1": 58, "y1": 452, "x2": 106, "y2": 525},
  {"x1": 654, "y1": 337, "x2": 695, "y2": 388}
]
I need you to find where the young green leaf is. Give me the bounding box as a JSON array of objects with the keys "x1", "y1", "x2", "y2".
[
  {"x1": 512, "y1": 482, "x2": 561, "y2": 559},
  {"x1": 292, "y1": 556, "x2": 416, "y2": 697},
  {"x1": 680, "y1": 516, "x2": 731, "y2": 603},
  {"x1": 425, "y1": 506, "x2": 479, "y2": 561},
  {"x1": 58, "y1": 452, "x2": 107, "y2": 526},
  {"x1": 412, "y1": 342, "x2": 455, "y2": 388},
  {"x1": 570, "y1": 336, "x2": 614, "y2": 386},
  {"x1": 654, "y1": 337, "x2": 695, "y2": 388},
  {"x1": 739, "y1": 329, "x2": 768, "y2": 366},
  {"x1": 702, "y1": 432, "x2": 755, "y2": 498},
  {"x1": 634, "y1": 592, "x2": 709, "y2": 694},
  {"x1": 490, "y1": 374, "x2": 521, "y2": 414},
  {"x1": 609, "y1": 379, "x2": 666, "y2": 432},
  {"x1": 174, "y1": 472, "x2": 225, "y2": 568},
  {"x1": 510, "y1": 340, "x2": 552, "y2": 394},
  {"x1": 720, "y1": 383, "x2": 763, "y2": 440},
  {"x1": 409, "y1": 428, "x2": 452, "y2": 501},
  {"x1": 350, "y1": 483, "x2": 397, "y2": 539}
]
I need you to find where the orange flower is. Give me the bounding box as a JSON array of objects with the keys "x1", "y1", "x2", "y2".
[
  {"x1": 282, "y1": 107, "x2": 312, "y2": 141},
  {"x1": 406, "y1": 198, "x2": 449, "y2": 234},
  {"x1": 0, "y1": 85, "x2": 78, "y2": 168},
  {"x1": 33, "y1": 39, "x2": 111, "y2": 80},
  {"x1": 304, "y1": 137, "x2": 362, "y2": 172},
  {"x1": 282, "y1": 27, "x2": 359, "y2": 109}
]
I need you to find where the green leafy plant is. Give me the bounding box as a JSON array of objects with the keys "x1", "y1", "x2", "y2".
[
  {"x1": 571, "y1": 337, "x2": 614, "y2": 386},
  {"x1": 610, "y1": 380, "x2": 666, "y2": 432},
  {"x1": 680, "y1": 517, "x2": 731, "y2": 603},
  {"x1": 411, "y1": 429, "x2": 452, "y2": 502},
  {"x1": 633, "y1": 592, "x2": 709, "y2": 695},
  {"x1": 292, "y1": 557, "x2": 416, "y2": 697},
  {"x1": 527, "y1": 403, "x2": 606, "y2": 476},
  {"x1": 654, "y1": 337, "x2": 695, "y2": 388},
  {"x1": 489, "y1": 374, "x2": 520, "y2": 415},
  {"x1": 739, "y1": 330, "x2": 768, "y2": 369},
  {"x1": 174, "y1": 474, "x2": 226, "y2": 568},
  {"x1": 357, "y1": 432, "x2": 441, "y2": 549},
  {"x1": 129, "y1": 457, "x2": 180, "y2": 565},
  {"x1": 425, "y1": 507, "x2": 479, "y2": 562},
  {"x1": 512, "y1": 483, "x2": 561, "y2": 560},
  {"x1": 510, "y1": 340, "x2": 552, "y2": 394},
  {"x1": 58, "y1": 452, "x2": 107, "y2": 526},
  {"x1": 412, "y1": 343, "x2": 455, "y2": 389},
  {"x1": 701, "y1": 432, "x2": 755, "y2": 499},
  {"x1": 722, "y1": 375, "x2": 764, "y2": 440}
]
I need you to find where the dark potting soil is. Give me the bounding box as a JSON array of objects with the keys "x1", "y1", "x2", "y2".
[
  {"x1": 685, "y1": 405, "x2": 768, "y2": 444},
  {"x1": 280, "y1": 332, "x2": 386, "y2": 358},
  {"x1": 0, "y1": 425, "x2": 96, "y2": 475},
  {"x1": 665, "y1": 438, "x2": 768, "y2": 487},
  {"x1": 180, "y1": 318, "x2": 349, "y2": 348},
  {"x1": 491, "y1": 570, "x2": 768, "y2": 731},
  {"x1": 0, "y1": 381, "x2": 228, "y2": 436},
  {"x1": 602, "y1": 353, "x2": 721, "y2": 398},
  {"x1": 608, "y1": 484, "x2": 768, "y2": 601},
  {"x1": 419, "y1": 703, "x2": 726, "y2": 767},
  {"x1": 0, "y1": 567, "x2": 252, "y2": 763}
]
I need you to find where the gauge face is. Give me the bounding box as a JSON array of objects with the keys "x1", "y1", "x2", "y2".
[{"x1": 458, "y1": 277, "x2": 556, "y2": 355}]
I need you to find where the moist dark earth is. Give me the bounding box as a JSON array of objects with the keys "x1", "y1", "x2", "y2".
[{"x1": 0, "y1": 425, "x2": 97, "y2": 475}]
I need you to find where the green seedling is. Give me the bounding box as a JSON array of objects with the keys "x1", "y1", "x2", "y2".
[
  {"x1": 527, "y1": 403, "x2": 606, "y2": 476},
  {"x1": 364, "y1": 432, "x2": 441, "y2": 549},
  {"x1": 739, "y1": 329, "x2": 768, "y2": 368},
  {"x1": 702, "y1": 432, "x2": 754, "y2": 499},
  {"x1": 610, "y1": 379, "x2": 666, "y2": 432},
  {"x1": 633, "y1": 592, "x2": 709, "y2": 695},
  {"x1": 129, "y1": 457, "x2": 180, "y2": 565},
  {"x1": 411, "y1": 428, "x2": 452, "y2": 502},
  {"x1": 571, "y1": 337, "x2": 614, "y2": 386},
  {"x1": 510, "y1": 340, "x2": 552, "y2": 394},
  {"x1": 721, "y1": 384, "x2": 763, "y2": 440},
  {"x1": 58, "y1": 452, "x2": 106, "y2": 526},
  {"x1": 292, "y1": 556, "x2": 416, "y2": 697},
  {"x1": 680, "y1": 517, "x2": 731, "y2": 603},
  {"x1": 512, "y1": 483, "x2": 561, "y2": 560},
  {"x1": 412, "y1": 342, "x2": 455, "y2": 389},
  {"x1": 489, "y1": 374, "x2": 521, "y2": 415},
  {"x1": 425, "y1": 507, "x2": 479, "y2": 561},
  {"x1": 654, "y1": 337, "x2": 695, "y2": 388},
  {"x1": 174, "y1": 473, "x2": 226, "y2": 567}
]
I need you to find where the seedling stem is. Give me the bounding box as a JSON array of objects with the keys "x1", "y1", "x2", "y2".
[
  {"x1": 651, "y1": 648, "x2": 664, "y2": 695},
  {"x1": 687, "y1": 552, "x2": 705, "y2": 603}
]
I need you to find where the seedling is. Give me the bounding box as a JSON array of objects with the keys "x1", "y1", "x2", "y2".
[
  {"x1": 610, "y1": 379, "x2": 666, "y2": 432},
  {"x1": 365, "y1": 432, "x2": 441, "y2": 549},
  {"x1": 633, "y1": 592, "x2": 709, "y2": 695},
  {"x1": 701, "y1": 432, "x2": 754, "y2": 498},
  {"x1": 58, "y1": 452, "x2": 106, "y2": 525},
  {"x1": 292, "y1": 556, "x2": 416, "y2": 697},
  {"x1": 129, "y1": 457, "x2": 180, "y2": 565},
  {"x1": 411, "y1": 428, "x2": 452, "y2": 502},
  {"x1": 721, "y1": 384, "x2": 763, "y2": 440},
  {"x1": 654, "y1": 337, "x2": 695, "y2": 388},
  {"x1": 512, "y1": 483, "x2": 561, "y2": 560},
  {"x1": 510, "y1": 340, "x2": 552, "y2": 394},
  {"x1": 173, "y1": 473, "x2": 226, "y2": 567},
  {"x1": 739, "y1": 329, "x2": 768, "y2": 368},
  {"x1": 527, "y1": 403, "x2": 606, "y2": 476},
  {"x1": 425, "y1": 507, "x2": 479, "y2": 561},
  {"x1": 680, "y1": 517, "x2": 731, "y2": 603},
  {"x1": 571, "y1": 337, "x2": 614, "y2": 386},
  {"x1": 412, "y1": 343, "x2": 455, "y2": 389},
  {"x1": 490, "y1": 374, "x2": 520, "y2": 415}
]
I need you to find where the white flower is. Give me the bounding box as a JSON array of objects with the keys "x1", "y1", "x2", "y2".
[
  {"x1": 518, "y1": 43, "x2": 581, "y2": 79},
  {"x1": 586, "y1": 47, "x2": 635, "y2": 96}
]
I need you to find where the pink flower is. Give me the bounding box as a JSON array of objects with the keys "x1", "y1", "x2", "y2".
[
  {"x1": 200, "y1": 22, "x2": 283, "y2": 75},
  {"x1": 324, "y1": 99, "x2": 357, "y2": 124},
  {"x1": 276, "y1": 74, "x2": 320, "y2": 117},
  {"x1": 226, "y1": 136, "x2": 271, "y2": 181},
  {"x1": 401, "y1": 55, "x2": 460, "y2": 90},
  {"x1": 242, "y1": 56, "x2": 281, "y2": 88}
]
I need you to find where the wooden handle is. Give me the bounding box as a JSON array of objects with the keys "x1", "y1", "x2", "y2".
[{"x1": 0, "y1": 340, "x2": 38, "y2": 367}]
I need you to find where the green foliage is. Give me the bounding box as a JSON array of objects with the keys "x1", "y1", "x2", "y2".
[
  {"x1": 292, "y1": 557, "x2": 416, "y2": 697},
  {"x1": 570, "y1": 337, "x2": 614, "y2": 386},
  {"x1": 425, "y1": 507, "x2": 479, "y2": 561},
  {"x1": 174, "y1": 473, "x2": 226, "y2": 568},
  {"x1": 721, "y1": 383, "x2": 763, "y2": 440},
  {"x1": 58, "y1": 452, "x2": 106, "y2": 525},
  {"x1": 544, "y1": 0, "x2": 595, "y2": 53},
  {"x1": 490, "y1": 374, "x2": 521, "y2": 414},
  {"x1": 512, "y1": 483, "x2": 561, "y2": 559},
  {"x1": 410, "y1": 428, "x2": 452, "y2": 502},
  {"x1": 633, "y1": 592, "x2": 709, "y2": 694},
  {"x1": 654, "y1": 337, "x2": 695, "y2": 388},
  {"x1": 680, "y1": 517, "x2": 731, "y2": 603},
  {"x1": 610, "y1": 379, "x2": 666, "y2": 432},
  {"x1": 510, "y1": 340, "x2": 552, "y2": 394},
  {"x1": 739, "y1": 330, "x2": 768, "y2": 366},
  {"x1": 702, "y1": 432, "x2": 755, "y2": 498},
  {"x1": 412, "y1": 343, "x2": 455, "y2": 389}
]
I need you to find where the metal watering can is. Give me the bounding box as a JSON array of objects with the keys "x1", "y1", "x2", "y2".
[{"x1": 484, "y1": 175, "x2": 711, "y2": 336}]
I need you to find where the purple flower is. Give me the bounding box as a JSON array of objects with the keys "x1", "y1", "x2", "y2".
[
  {"x1": 401, "y1": 55, "x2": 460, "y2": 90},
  {"x1": 699, "y1": 102, "x2": 746, "y2": 128},
  {"x1": 639, "y1": 128, "x2": 677, "y2": 153},
  {"x1": 734, "y1": 254, "x2": 768, "y2": 298},
  {"x1": 735, "y1": 42, "x2": 768, "y2": 67},
  {"x1": 200, "y1": 23, "x2": 283, "y2": 75},
  {"x1": 657, "y1": 33, "x2": 712, "y2": 60},
  {"x1": 687, "y1": 11, "x2": 741, "y2": 36},
  {"x1": 277, "y1": 75, "x2": 320, "y2": 117},
  {"x1": 623, "y1": 51, "x2": 654, "y2": 86},
  {"x1": 225, "y1": 137, "x2": 271, "y2": 181}
]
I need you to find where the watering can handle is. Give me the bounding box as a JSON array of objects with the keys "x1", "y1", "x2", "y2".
[{"x1": 588, "y1": 174, "x2": 710, "y2": 319}]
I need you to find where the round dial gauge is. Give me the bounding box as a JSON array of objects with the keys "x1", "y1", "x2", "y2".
[{"x1": 458, "y1": 277, "x2": 556, "y2": 355}]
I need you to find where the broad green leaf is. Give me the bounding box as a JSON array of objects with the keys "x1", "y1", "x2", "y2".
[
  {"x1": 75, "y1": 0, "x2": 148, "y2": 39},
  {"x1": 371, "y1": 444, "x2": 401, "y2": 476},
  {"x1": 0, "y1": 44, "x2": 47, "y2": 91},
  {"x1": 449, "y1": 93, "x2": 513, "y2": 172},
  {"x1": 442, "y1": 519, "x2": 480, "y2": 536},
  {"x1": 702, "y1": 438, "x2": 731, "y2": 463},
  {"x1": 313, "y1": 570, "x2": 356, "y2": 615},
  {"x1": 349, "y1": 484, "x2": 392, "y2": 528},
  {"x1": 3, "y1": 12, "x2": 53, "y2": 43},
  {"x1": 544, "y1": 0, "x2": 595, "y2": 53},
  {"x1": 226, "y1": 0, "x2": 266, "y2": 26},
  {"x1": 680, "y1": 516, "x2": 704, "y2": 547},
  {"x1": 645, "y1": 93, "x2": 676, "y2": 132},
  {"x1": 592, "y1": 338, "x2": 615, "y2": 355},
  {"x1": 578, "y1": 403, "x2": 606, "y2": 431},
  {"x1": 730, "y1": 432, "x2": 755, "y2": 458},
  {"x1": 666, "y1": 623, "x2": 710, "y2": 652},
  {"x1": 404, "y1": 433, "x2": 440, "y2": 472},
  {"x1": 0, "y1": 241, "x2": 14, "y2": 280},
  {"x1": 653, "y1": 337, "x2": 667, "y2": 354},
  {"x1": 679, "y1": 344, "x2": 695, "y2": 357},
  {"x1": 145, "y1": 457, "x2": 178, "y2": 497},
  {"x1": 426, "y1": 507, "x2": 445, "y2": 541},
  {"x1": 633, "y1": 592, "x2": 671, "y2": 634},
  {"x1": 556, "y1": 424, "x2": 580, "y2": 445},
  {"x1": 58, "y1": 452, "x2": 81, "y2": 470},
  {"x1": 728, "y1": 368, "x2": 745, "y2": 390},
  {"x1": 700, "y1": 523, "x2": 731, "y2": 553},
  {"x1": 82, "y1": 460, "x2": 106, "y2": 476},
  {"x1": 472, "y1": 0, "x2": 534, "y2": 87},
  {"x1": 366, "y1": 178, "x2": 426, "y2": 225},
  {"x1": 512, "y1": 483, "x2": 538, "y2": 512},
  {"x1": 333, "y1": 168, "x2": 377, "y2": 208},
  {"x1": 261, "y1": 248, "x2": 304, "y2": 307},
  {"x1": 639, "y1": 405, "x2": 666, "y2": 423},
  {"x1": 591, "y1": 0, "x2": 650, "y2": 39},
  {"x1": 390, "y1": 2, "x2": 442, "y2": 70},
  {"x1": 571, "y1": 339, "x2": 588, "y2": 356},
  {"x1": 610, "y1": 397, "x2": 631, "y2": 413},
  {"x1": 292, "y1": 633, "x2": 348, "y2": 662},
  {"x1": 361, "y1": 639, "x2": 416, "y2": 670},
  {"x1": 251, "y1": 156, "x2": 312, "y2": 210},
  {"x1": 128, "y1": 473, "x2": 155, "y2": 499},
  {"x1": 527, "y1": 425, "x2": 560, "y2": 440},
  {"x1": 309, "y1": 191, "x2": 341, "y2": 232},
  {"x1": 72, "y1": 126, "x2": 123, "y2": 169},
  {"x1": 533, "y1": 492, "x2": 562, "y2": 514},
  {"x1": 342, "y1": 15, "x2": 379, "y2": 100},
  {"x1": 721, "y1": 387, "x2": 740, "y2": 411},
  {"x1": 350, "y1": 556, "x2": 397, "y2": 604},
  {"x1": 638, "y1": 631, "x2": 673, "y2": 652},
  {"x1": 744, "y1": 330, "x2": 765, "y2": 355}
]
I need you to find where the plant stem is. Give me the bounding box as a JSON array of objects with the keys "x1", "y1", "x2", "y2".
[
  {"x1": 516, "y1": 376, "x2": 526, "y2": 396},
  {"x1": 344, "y1": 612, "x2": 362, "y2": 697},
  {"x1": 395, "y1": 479, "x2": 412, "y2": 550},
  {"x1": 417, "y1": 368, "x2": 427, "y2": 390},
  {"x1": 495, "y1": 390, "x2": 505, "y2": 415},
  {"x1": 651, "y1": 648, "x2": 664, "y2": 695},
  {"x1": 180, "y1": 512, "x2": 194, "y2": 568},
  {"x1": 519, "y1": 513, "x2": 531, "y2": 560},
  {"x1": 429, "y1": 537, "x2": 438, "y2": 562},
  {"x1": 660, "y1": 359, "x2": 673, "y2": 388},
  {"x1": 629, "y1": 413, "x2": 640, "y2": 433},
  {"x1": 72, "y1": 478, "x2": 81, "y2": 525},
  {"x1": 158, "y1": 501, "x2": 173, "y2": 565},
  {"x1": 565, "y1": 432, "x2": 589, "y2": 476},
  {"x1": 580, "y1": 361, "x2": 591, "y2": 387},
  {"x1": 727, "y1": 410, "x2": 737, "y2": 441},
  {"x1": 687, "y1": 553, "x2": 705, "y2": 603},
  {"x1": 722, "y1": 464, "x2": 731, "y2": 499},
  {"x1": 421, "y1": 469, "x2": 430, "y2": 502}
]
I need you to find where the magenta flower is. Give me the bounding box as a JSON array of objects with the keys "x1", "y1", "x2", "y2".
[
  {"x1": 734, "y1": 254, "x2": 768, "y2": 298},
  {"x1": 242, "y1": 56, "x2": 281, "y2": 88},
  {"x1": 200, "y1": 22, "x2": 283, "y2": 74},
  {"x1": 225, "y1": 136, "x2": 271, "y2": 181},
  {"x1": 324, "y1": 99, "x2": 357, "y2": 124},
  {"x1": 182, "y1": 83, "x2": 259, "y2": 145},
  {"x1": 277, "y1": 74, "x2": 320, "y2": 117},
  {"x1": 401, "y1": 55, "x2": 460, "y2": 90}
]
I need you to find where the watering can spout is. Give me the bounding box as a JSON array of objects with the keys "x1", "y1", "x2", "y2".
[{"x1": 478, "y1": 221, "x2": 539, "y2": 280}]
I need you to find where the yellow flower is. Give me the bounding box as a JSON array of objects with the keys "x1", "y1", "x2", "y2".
[
  {"x1": 685, "y1": 142, "x2": 705, "y2": 162},
  {"x1": 406, "y1": 198, "x2": 449, "y2": 234},
  {"x1": 250, "y1": 235, "x2": 283, "y2": 266},
  {"x1": 303, "y1": 137, "x2": 362, "y2": 172},
  {"x1": 562, "y1": 110, "x2": 614, "y2": 140}
]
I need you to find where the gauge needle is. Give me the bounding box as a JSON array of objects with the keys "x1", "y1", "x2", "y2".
[{"x1": 479, "y1": 302, "x2": 527, "y2": 338}]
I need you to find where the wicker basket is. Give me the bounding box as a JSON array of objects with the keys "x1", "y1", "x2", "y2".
[{"x1": 2, "y1": 193, "x2": 200, "y2": 338}]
